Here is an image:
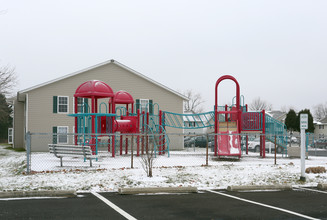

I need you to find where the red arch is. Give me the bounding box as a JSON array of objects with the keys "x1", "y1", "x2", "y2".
[
  {"x1": 215, "y1": 75, "x2": 240, "y2": 112},
  {"x1": 214, "y1": 75, "x2": 241, "y2": 156}
]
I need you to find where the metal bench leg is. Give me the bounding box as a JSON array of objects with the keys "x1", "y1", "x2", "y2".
[
  {"x1": 90, "y1": 159, "x2": 92, "y2": 167},
  {"x1": 60, "y1": 157, "x2": 63, "y2": 167}
]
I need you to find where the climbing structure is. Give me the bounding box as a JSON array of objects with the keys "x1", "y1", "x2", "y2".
[
  {"x1": 212, "y1": 75, "x2": 288, "y2": 158},
  {"x1": 68, "y1": 76, "x2": 287, "y2": 160},
  {"x1": 69, "y1": 80, "x2": 170, "y2": 157}
]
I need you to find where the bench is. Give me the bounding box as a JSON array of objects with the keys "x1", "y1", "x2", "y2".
[{"x1": 49, "y1": 144, "x2": 95, "y2": 167}]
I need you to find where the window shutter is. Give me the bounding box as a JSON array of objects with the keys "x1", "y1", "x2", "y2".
[
  {"x1": 52, "y1": 126, "x2": 57, "y2": 144},
  {"x1": 136, "y1": 99, "x2": 140, "y2": 112},
  {"x1": 149, "y1": 100, "x2": 153, "y2": 115},
  {"x1": 53, "y1": 96, "x2": 58, "y2": 113},
  {"x1": 84, "y1": 98, "x2": 88, "y2": 113}
]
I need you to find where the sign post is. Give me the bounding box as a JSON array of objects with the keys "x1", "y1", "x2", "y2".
[{"x1": 300, "y1": 114, "x2": 308, "y2": 181}]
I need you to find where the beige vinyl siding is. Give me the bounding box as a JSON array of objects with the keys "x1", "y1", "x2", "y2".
[
  {"x1": 13, "y1": 99, "x2": 25, "y2": 149},
  {"x1": 22, "y1": 62, "x2": 184, "y2": 151},
  {"x1": 315, "y1": 124, "x2": 327, "y2": 139}
]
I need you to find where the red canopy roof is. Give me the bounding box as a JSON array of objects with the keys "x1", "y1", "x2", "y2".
[
  {"x1": 114, "y1": 90, "x2": 134, "y2": 104},
  {"x1": 74, "y1": 80, "x2": 114, "y2": 98}
]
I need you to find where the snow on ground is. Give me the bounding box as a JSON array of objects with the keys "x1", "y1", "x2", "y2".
[{"x1": 0, "y1": 145, "x2": 326, "y2": 192}]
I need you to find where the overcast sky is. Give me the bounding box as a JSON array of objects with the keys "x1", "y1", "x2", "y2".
[{"x1": 1, "y1": 0, "x2": 326, "y2": 112}]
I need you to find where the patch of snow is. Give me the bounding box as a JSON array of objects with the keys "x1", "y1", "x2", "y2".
[{"x1": 1, "y1": 145, "x2": 327, "y2": 193}]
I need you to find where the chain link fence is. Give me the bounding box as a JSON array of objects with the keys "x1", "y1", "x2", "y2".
[{"x1": 24, "y1": 132, "x2": 326, "y2": 174}]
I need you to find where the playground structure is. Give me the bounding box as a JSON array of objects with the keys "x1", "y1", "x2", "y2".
[
  {"x1": 69, "y1": 80, "x2": 169, "y2": 158},
  {"x1": 68, "y1": 75, "x2": 288, "y2": 160},
  {"x1": 214, "y1": 75, "x2": 288, "y2": 158},
  {"x1": 160, "y1": 75, "x2": 288, "y2": 158}
]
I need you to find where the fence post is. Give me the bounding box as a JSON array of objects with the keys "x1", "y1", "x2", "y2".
[
  {"x1": 246, "y1": 135, "x2": 248, "y2": 155},
  {"x1": 206, "y1": 134, "x2": 209, "y2": 166},
  {"x1": 26, "y1": 131, "x2": 31, "y2": 174},
  {"x1": 274, "y1": 135, "x2": 277, "y2": 165},
  {"x1": 131, "y1": 135, "x2": 134, "y2": 168},
  {"x1": 262, "y1": 110, "x2": 266, "y2": 158}
]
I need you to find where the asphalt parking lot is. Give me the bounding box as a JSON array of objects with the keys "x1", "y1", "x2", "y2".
[{"x1": 1, "y1": 187, "x2": 326, "y2": 220}]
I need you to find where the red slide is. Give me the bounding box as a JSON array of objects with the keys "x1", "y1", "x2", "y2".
[{"x1": 217, "y1": 131, "x2": 241, "y2": 158}]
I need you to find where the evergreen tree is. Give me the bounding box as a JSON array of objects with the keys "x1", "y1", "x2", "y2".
[
  {"x1": 285, "y1": 109, "x2": 298, "y2": 132},
  {"x1": 0, "y1": 94, "x2": 13, "y2": 142},
  {"x1": 285, "y1": 109, "x2": 298, "y2": 147},
  {"x1": 297, "y1": 109, "x2": 314, "y2": 133}
]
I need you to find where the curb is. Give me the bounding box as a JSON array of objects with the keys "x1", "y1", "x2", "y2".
[
  {"x1": 317, "y1": 183, "x2": 327, "y2": 190},
  {"x1": 0, "y1": 190, "x2": 77, "y2": 198},
  {"x1": 227, "y1": 185, "x2": 292, "y2": 192},
  {"x1": 118, "y1": 187, "x2": 198, "y2": 195}
]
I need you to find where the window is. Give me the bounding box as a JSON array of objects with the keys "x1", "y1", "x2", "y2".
[
  {"x1": 319, "y1": 125, "x2": 325, "y2": 129},
  {"x1": 73, "y1": 97, "x2": 88, "y2": 113},
  {"x1": 184, "y1": 122, "x2": 189, "y2": 128},
  {"x1": 57, "y1": 126, "x2": 68, "y2": 144},
  {"x1": 77, "y1": 98, "x2": 86, "y2": 113},
  {"x1": 140, "y1": 99, "x2": 149, "y2": 113},
  {"x1": 58, "y1": 96, "x2": 69, "y2": 113},
  {"x1": 53, "y1": 96, "x2": 69, "y2": 113},
  {"x1": 136, "y1": 99, "x2": 153, "y2": 114},
  {"x1": 8, "y1": 128, "x2": 13, "y2": 144},
  {"x1": 184, "y1": 122, "x2": 196, "y2": 128}
]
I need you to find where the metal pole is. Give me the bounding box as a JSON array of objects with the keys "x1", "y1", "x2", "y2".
[
  {"x1": 206, "y1": 134, "x2": 209, "y2": 166},
  {"x1": 262, "y1": 110, "x2": 266, "y2": 158},
  {"x1": 274, "y1": 135, "x2": 277, "y2": 165},
  {"x1": 300, "y1": 113, "x2": 308, "y2": 182},
  {"x1": 246, "y1": 135, "x2": 248, "y2": 155},
  {"x1": 131, "y1": 135, "x2": 134, "y2": 168},
  {"x1": 120, "y1": 135, "x2": 123, "y2": 155},
  {"x1": 300, "y1": 128, "x2": 306, "y2": 181},
  {"x1": 137, "y1": 135, "x2": 140, "y2": 156},
  {"x1": 26, "y1": 132, "x2": 31, "y2": 174},
  {"x1": 125, "y1": 137, "x2": 128, "y2": 155}
]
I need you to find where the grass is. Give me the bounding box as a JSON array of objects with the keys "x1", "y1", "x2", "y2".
[{"x1": 3, "y1": 145, "x2": 26, "y2": 152}]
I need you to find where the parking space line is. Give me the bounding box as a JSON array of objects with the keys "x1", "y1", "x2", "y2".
[
  {"x1": 91, "y1": 192, "x2": 137, "y2": 220},
  {"x1": 294, "y1": 186, "x2": 327, "y2": 194},
  {"x1": 207, "y1": 190, "x2": 319, "y2": 220}
]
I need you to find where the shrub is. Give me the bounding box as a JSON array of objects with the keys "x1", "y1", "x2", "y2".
[{"x1": 305, "y1": 166, "x2": 326, "y2": 174}]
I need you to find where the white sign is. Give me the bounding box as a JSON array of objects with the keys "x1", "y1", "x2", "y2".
[
  {"x1": 300, "y1": 114, "x2": 308, "y2": 130},
  {"x1": 300, "y1": 113, "x2": 308, "y2": 181}
]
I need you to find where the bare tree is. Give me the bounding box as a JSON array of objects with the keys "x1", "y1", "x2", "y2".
[
  {"x1": 0, "y1": 10, "x2": 8, "y2": 15},
  {"x1": 249, "y1": 97, "x2": 272, "y2": 111},
  {"x1": 183, "y1": 89, "x2": 205, "y2": 113},
  {"x1": 281, "y1": 105, "x2": 297, "y2": 113},
  {"x1": 140, "y1": 131, "x2": 156, "y2": 177},
  {"x1": 0, "y1": 64, "x2": 17, "y2": 95},
  {"x1": 313, "y1": 103, "x2": 327, "y2": 121}
]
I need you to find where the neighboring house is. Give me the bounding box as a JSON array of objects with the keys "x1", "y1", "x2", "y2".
[
  {"x1": 183, "y1": 111, "x2": 205, "y2": 134},
  {"x1": 12, "y1": 59, "x2": 187, "y2": 151},
  {"x1": 314, "y1": 117, "x2": 327, "y2": 139},
  {"x1": 267, "y1": 110, "x2": 287, "y2": 124}
]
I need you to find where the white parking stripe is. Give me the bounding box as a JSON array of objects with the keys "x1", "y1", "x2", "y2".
[
  {"x1": 92, "y1": 192, "x2": 137, "y2": 220},
  {"x1": 294, "y1": 186, "x2": 327, "y2": 194},
  {"x1": 207, "y1": 190, "x2": 319, "y2": 220}
]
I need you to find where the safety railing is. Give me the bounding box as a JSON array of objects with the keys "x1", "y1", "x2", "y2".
[
  {"x1": 241, "y1": 112, "x2": 263, "y2": 131},
  {"x1": 265, "y1": 114, "x2": 288, "y2": 152}
]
